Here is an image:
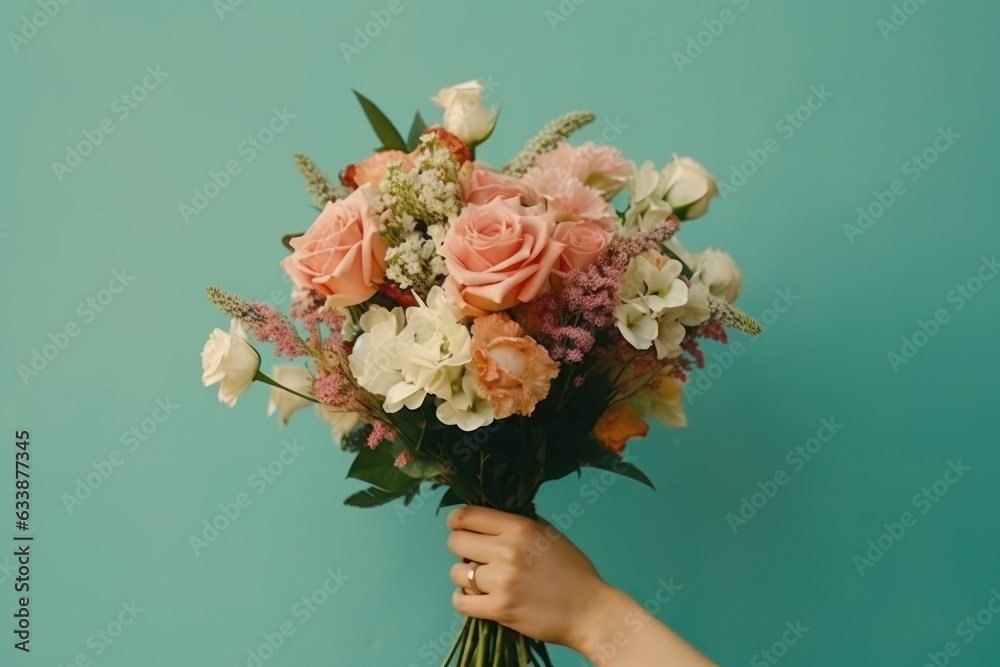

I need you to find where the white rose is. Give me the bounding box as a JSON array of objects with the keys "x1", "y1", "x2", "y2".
[
  {"x1": 201, "y1": 319, "x2": 260, "y2": 407},
  {"x1": 348, "y1": 305, "x2": 408, "y2": 409},
  {"x1": 266, "y1": 365, "x2": 314, "y2": 425},
  {"x1": 693, "y1": 248, "x2": 743, "y2": 303},
  {"x1": 660, "y1": 156, "x2": 718, "y2": 220},
  {"x1": 431, "y1": 80, "x2": 498, "y2": 145}
]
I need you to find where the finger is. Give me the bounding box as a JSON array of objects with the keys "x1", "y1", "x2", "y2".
[
  {"x1": 452, "y1": 588, "x2": 499, "y2": 622},
  {"x1": 449, "y1": 561, "x2": 496, "y2": 594},
  {"x1": 447, "y1": 505, "x2": 522, "y2": 536},
  {"x1": 446, "y1": 529, "x2": 501, "y2": 564}
]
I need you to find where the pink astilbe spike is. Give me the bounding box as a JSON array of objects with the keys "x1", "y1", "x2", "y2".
[
  {"x1": 311, "y1": 370, "x2": 362, "y2": 411},
  {"x1": 681, "y1": 337, "x2": 706, "y2": 370},
  {"x1": 290, "y1": 289, "x2": 325, "y2": 344},
  {"x1": 247, "y1": 302, "x2": 307, "y2": 358},
  {"x1": 393, "y1": 449, "x2": 414, "y2": 468},
  {"x1": 367, "y1": 420, "x2": 398, "y2": 450},
  {"x1": 606, "y1": 216, "x2": 681, "y2": 273},
  {"x1": 697, "y1": 318, "x2": 729, "y2": 345}
]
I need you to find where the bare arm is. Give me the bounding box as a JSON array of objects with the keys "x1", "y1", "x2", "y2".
[{"x1": 446, "y1": 505, "x2": 717, "y2": 666}]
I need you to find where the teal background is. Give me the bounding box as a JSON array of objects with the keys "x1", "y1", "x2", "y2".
[{"x1": 2, "y1": 0, "x2": 998, "y2": 665}]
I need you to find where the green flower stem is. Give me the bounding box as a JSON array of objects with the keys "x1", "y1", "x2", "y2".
[{"x1": 253, "y1": 370, "x2": 320, "y2": 404}]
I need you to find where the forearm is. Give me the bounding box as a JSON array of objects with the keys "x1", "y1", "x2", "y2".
[{"x1": 570, "y1": 587, "x2": 717, "y2": 667}]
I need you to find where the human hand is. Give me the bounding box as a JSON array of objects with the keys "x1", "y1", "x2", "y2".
[{"x1": 445, "y1": 505, "x2": 619, "y2": 652}]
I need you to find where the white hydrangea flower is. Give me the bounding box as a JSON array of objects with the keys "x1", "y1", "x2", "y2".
[
  {"x1": 623, "y1": 156, "x2": 718, "y2": 232},
  {"x1": 435, "y1": 371, "x2": 495, "y2": 431},
  {"x1": 614, "y1": 301, "x2": 659, "y2": 350},
  {"x1": 623, "y1": 161, "x2": 674, "y2": 233},
  {"x1": 391, "y1": 286, "x2": 473, "y2": 411},
  {"x1": 619, "y1": 254, "x2": 689, "y2": 316}
]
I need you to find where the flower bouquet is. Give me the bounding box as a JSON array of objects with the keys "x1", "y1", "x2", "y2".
[{"x1": 200, "y1": 80, "x2": 760, "y2": 666}]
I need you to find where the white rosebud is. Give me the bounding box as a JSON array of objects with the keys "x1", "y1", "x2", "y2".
[
  {"x1": 660, "y1": 156, "x2": 718, "y2": 220},
  {"x1": 431, "y1": 80, "x2": 498, "y2": 145},
  {"x1": 266, "y1": 365, "x2": 314, "y2": 425},
  {"x1": 693, "y1": 248, "x2": 744, "y2": 303},
  {"x1": 201, "y1": 319, "x2": 260, "y2": 407}
]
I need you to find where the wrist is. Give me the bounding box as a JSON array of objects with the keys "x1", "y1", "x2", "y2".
[{"x1": 566, "y1": 582, "x2": 637, "y2": 656}]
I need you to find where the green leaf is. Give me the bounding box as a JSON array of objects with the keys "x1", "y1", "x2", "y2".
[
  {"x1": 344, "y1": 486, "x2": 403, "y2": 508},
  {"x1": 582, "y1": 449, "x2": 656, "y2": 490},
  {"x1": 436, "y1": 488, "x2": 465, "y2": 514},
  {"x1": 353, "y1": 90, "x2": 407, "y2": 152},
  {"x1": 661, "y1": 242, "x2": 694, "y2": 280},
  {"x1": 406, "y1": 111, "x2": 428, "y2": 151},
  {"x1": 389, "y1": 439, "x2": 448, "y2": 480},
  {"x1": 347, "y1": 445, "x2": 417, "y2": 493}
]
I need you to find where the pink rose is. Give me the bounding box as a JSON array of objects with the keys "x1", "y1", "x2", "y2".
[
  {"x1": 280, "y1": 186, "x2": 387, "y2": 308},
  {"x1": 535, "y1": 141, "x2": 633, "y2": 200},
  {"x1": 552, "y1": 219, "x2": 614, "y2": 275},
  {"x1": 441, "y1": 197, "x2": 564, "y2": 315},
  {"x1": 460, "y1": 163, "x2": 540, "y2": 207},
  {"x1": 352, "y1": 150, "x2": 413, "y2": 190}
]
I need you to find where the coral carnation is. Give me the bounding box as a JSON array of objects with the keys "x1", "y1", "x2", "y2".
[{"x1": 468, "y1": 314, "x2": 559, "y2": 418}]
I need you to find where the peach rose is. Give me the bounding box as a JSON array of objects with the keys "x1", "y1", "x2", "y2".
[
  {"x1": 440, "y1": 197, "x2": 564, "y2": 315},
  {"x1": 468, "y1": 313, "x2": 560, "y2": 419},
  {"x1": 592, "y1": 403, "x2": 649, "y2": 454},
  {"x1": 352, "y1": 150, "x2": 413, "y2": 190},
  {"x1": 552, "y1": 219, "x2": 615, "y2": 275},
  {"x1": 460, "y1": 163, "x2": 539, "y2": 206},
  {"x1": 280, "y1": 186, "x2": 387, "y2": 308}
]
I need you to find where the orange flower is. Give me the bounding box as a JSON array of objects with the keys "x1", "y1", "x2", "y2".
[
  {"x1": 468, "y1": 314, "x2": 559, "y2": 419},
  {"x1": 593, "y1": 403, "x2": 649, "y2": 454},
  {"x1": 352, "y1": 150, "x2": 414, "y2": 190}
]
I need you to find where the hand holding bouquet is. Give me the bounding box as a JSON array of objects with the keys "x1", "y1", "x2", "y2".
[{"x1": 200, "y1": 80, "x2": 759, "y2": 665}]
